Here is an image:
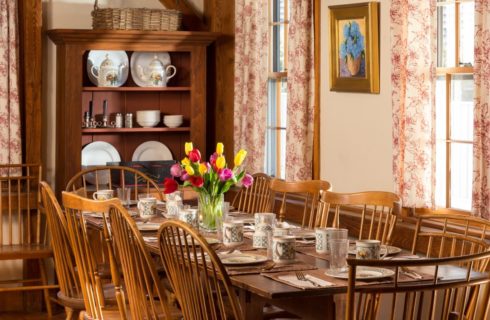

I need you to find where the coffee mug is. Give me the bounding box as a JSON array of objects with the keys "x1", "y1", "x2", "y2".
[
  {"x1": 167, "y1": 199, "x2": 183, "y2": 218},
  {"x1": 179, "y1": 208, "x2": 199, "y2": 229},
  {"x1": 92, "y1": 189, "x2": 114, "y2": 200},
  {"x1": 272, "y1": 235, "x2": 296, "y2": 263},
  {"x1": 223, "y1": 220, "x2": 244, "y2": 246},
  {"x1": 355, "y1": 240, "x2": 388, "y2": 259},
  {"x1": 253, "y1": 231, "x2": 269, "y2": 248},
  {"x1": 315, "y1": 228, "x2": 333, "y2": 254},
  {"x1": 138, "y1": 197, "x2": 157, "y2": 219}
]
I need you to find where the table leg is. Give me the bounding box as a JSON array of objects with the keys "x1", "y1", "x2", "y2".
[{"x1": 238, "y1": 289, "x2": 267, "y2": 320}]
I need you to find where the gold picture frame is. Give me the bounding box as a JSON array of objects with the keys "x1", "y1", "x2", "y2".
[{"x1": 329, "y1": 2, "x2": 379, "y2": 93}]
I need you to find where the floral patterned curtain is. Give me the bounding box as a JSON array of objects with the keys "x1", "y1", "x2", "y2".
[
  {"x1": 285, "y1": 0, "x2": 315, "y2": 181},
  {"x1": 391, "y1": 0, "x2": 437, "y2": 208},
  {"x1": 0, "y1": 0, "x2": 21, "y2": 164},
  {"x1": 234, "y1": 0, "x2": 269, "y2": 174},
  {"x1": 473, "y1": 1, "x2": 490, "y2": 219}
]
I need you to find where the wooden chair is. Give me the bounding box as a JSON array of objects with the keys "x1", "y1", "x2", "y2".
[
  {"x1": 62, "y1": 191, "x2": 126, "y2": 320},
  {"x1": 0, "y1": 164, "x2": 57, "y2": 316},
  {"x1": 158, "y1": 220, "x2": 243, "y2": 320},
  {"x1": 269, "y1": 179, "x2": 331, "y2": 228},
  {"x1": 317, "y1": 191, "x2": 401, "y2": 244},
  {"x1": 231, "y1": 173, "x2": 272, "y2": 213},
  {"x1": 105, "y1": 200, "x2": 180, "y2": 320},
  {"x1": 40, "y1": 181, "x2": 119, "y2": 320},
  {"x1": 65, "y1": 165, "x2": 163, "y2": 201},
  {"x1": 346, "y1": 246, "x2": 490, "y2": 320}
]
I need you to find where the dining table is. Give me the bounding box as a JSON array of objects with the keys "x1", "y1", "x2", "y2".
[{"x1": 83, "y1": 206, "x2": 488, "y2": 320}]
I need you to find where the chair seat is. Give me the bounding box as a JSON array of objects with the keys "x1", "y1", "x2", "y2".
[
  {"x1": 0, "y1": 243, "x2": 53, "y2": 260},
  {"x1": 57, "y1": 283, "x2": 119, "y2": 310}
]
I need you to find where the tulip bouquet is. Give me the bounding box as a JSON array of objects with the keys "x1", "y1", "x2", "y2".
[{"x1": 164, "y1": 142, "x2": 253, "y2": 230}]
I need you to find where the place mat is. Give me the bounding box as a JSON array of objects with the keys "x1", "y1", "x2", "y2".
[
  {"x1": 263, "y1": 268, "x2": 345, "y2": 289},
  {"x1": 295, "y1": 246, "x2": 329, "y2": 260}
]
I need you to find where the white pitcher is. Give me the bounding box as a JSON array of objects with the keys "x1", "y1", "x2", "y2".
[{"x1": 137, "y1": 55, "x2": 177, "y2": 87}]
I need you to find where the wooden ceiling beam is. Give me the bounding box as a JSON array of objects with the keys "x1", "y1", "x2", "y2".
[{"x1": 158, "y1": 0, "x2": 206, "y2": 31}]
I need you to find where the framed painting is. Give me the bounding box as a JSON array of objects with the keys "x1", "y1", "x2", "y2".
[{"x1": 329, "y1": 2, "x2": 379, "y2": 93}]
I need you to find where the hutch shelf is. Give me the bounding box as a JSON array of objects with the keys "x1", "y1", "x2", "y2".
[{"x1": 48, "y1": 29, "x2": 218, "y2": 196}]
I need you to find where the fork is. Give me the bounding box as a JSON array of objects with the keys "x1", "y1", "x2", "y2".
[
  {"x1": 295, "y1": 271, "x2": 321, "y2": 287},
  {"x1": 399, "y1": 267, "x2": 423, "y2": 280}
]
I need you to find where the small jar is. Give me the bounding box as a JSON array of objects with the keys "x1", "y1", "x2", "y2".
[
  {"x1": 115, "y1": 113, "x2": 123, "y2": 128},
  {"x1": 125, "y1": 113, "x2": 133, "y2": 128}
]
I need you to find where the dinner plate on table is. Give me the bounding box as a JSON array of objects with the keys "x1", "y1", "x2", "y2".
[
  {"x1": 219, "y1": 253, "x2": 268, "y2": 265},
  {"x1": 325, "y1": 267, "x2": 395, "y2": 280},
  {"x1": 87, "y1": 50, "x2": 129, "y2": 87},
  {"x1": 348, "y1": 245, "x2": 402, "y2": 256},
  {"x1": 132, "y1": 141, "x2": 173, "y2": 161},
  {"x1": 81, "y1": 141, "x2": 121, "y2": 185}
]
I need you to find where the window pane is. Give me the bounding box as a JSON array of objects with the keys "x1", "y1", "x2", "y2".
[
  {"x1": 450, "y1": 74, "x2": 474, "y2": 141},
  {"x1": 436, "y1": 76, "x2": 447, "y2": 207},
  {"x1": 272, "y1": 24, "x2": 287, "y2": 72},
  {"x1": 437, "y1": 4, "x2": 456, "y2": 68},
  {"x1": 459, "y1": 2, "x2": 475, "y2": 67},
  {"x1": 271, "y1": 0, "x2": 287, "y2": 22},
  {"x1": 450, "y1": 142, "x2": 473, "y2": 210}
]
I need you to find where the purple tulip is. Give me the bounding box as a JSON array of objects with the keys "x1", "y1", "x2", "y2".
[
  {"x1": 180, "y1": 172, "x2": 189, "y2": 181},
  {"x1": 219, "y1": 168, "x2": 233, "y2": 182},
  {"x1": 242, "y1": 174, "x2": 253, "y2": 188},
  {"x1": 170, "y1": 163, "x2": 182, "y2": 177},
  {"x1": 210, "y1": 152, "x2": 218, "y2": 166}
]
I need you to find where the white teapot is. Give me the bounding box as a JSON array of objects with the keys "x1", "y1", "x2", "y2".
[
  {"x1": 91, "y1": 54, "x2": 126, "y2": 87},
  {"x1": 137, "y1": 55, "x2": 177, "y2": 87}
]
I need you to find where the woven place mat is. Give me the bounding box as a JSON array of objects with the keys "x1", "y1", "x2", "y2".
[{"x1": 295, "y1": 246, "x2": 329, "y2": 260}]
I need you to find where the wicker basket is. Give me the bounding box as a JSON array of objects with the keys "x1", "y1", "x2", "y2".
[{"x1": 91, "y1": 0, "x2": 182, "y2": 31}]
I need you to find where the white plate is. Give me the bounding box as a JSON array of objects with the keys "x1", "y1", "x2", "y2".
[
  {"x1": 81, "y1": 141, "x2": 121, "y2": 185},
  {"x1": 136, "y1": 222, "x2": 162, "y2": 231},
  {"x1": 325, "y1": 267, "x2": 395, "y2": 280},
  {"x1": 348, "y1": 245, "x2": 402, "y2": 256},
  {"x1": 220, "y1": 253, "x2": 268, "y2": 265},
  {"x1": 132, "y1": 141, "x2": 173, "y2": 161},
  {"x1": 87, "y1": 50, "x2": 129, "y2": 87},
  {"x1": 130, "y1": 52, "x2": 172, "y2": 87}
]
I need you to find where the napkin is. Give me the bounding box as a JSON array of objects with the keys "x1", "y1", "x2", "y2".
[{"x1": 277, "y1": 274, "x2": 334, "y2": 289}]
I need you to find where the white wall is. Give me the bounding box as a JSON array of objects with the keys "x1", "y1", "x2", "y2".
[
  {"x1": 42, "y1": 0, "x2": 203, "y2": 187},
  {"x1": 320, "y1": 0, "x2": 393, "y2": 192}
]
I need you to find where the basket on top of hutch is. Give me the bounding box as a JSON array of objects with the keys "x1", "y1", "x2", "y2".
[{"x1": 47, "y1": 29, "x2": 218, "y2": 196}]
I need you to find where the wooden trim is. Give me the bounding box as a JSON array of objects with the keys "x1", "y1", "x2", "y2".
[
  {"x1": 18, "y1": 0, "x2": 42, "y2": 164},
  {"x1": 158, "y1": 0, "x2": 205, "y2": 31},
  {"x1": 446, "y1": 73, "x2": 451, "y2": 208},
  {"x1": 436, "y1": 67, "x2": 473, "y2": 74},
  {"x1": 313, "y1": 0, "x2": 321, "y2": 179}
]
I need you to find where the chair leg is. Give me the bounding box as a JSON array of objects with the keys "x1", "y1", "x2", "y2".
[
  {"x1": 38, "y1": 258, "x2": 53, "y2": 317},
  {"x1": 65, "y1": 307, "x2": 74, "y2": 320}
]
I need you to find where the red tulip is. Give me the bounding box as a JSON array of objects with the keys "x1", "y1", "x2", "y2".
[
  {"x1": 188, "y1": 148, "x2": 201, "y2": 163},
  {"x1": 189, "y1": 176, "x2": 204, "y2": 188},
  {"x1": 163, "y1": 178, "x2": 178, "y2": 194}
]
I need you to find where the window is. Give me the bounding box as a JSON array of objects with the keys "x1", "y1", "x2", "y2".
[
  {"x1": 435, "y1": 0, "x2": 474, "y2": 211},
  {"x1": 265, "y1": 0, "x2": 289, "y2": 179}
]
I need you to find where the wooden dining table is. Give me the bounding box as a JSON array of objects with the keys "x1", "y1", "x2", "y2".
[{"x1": 84, "y1": 208, "x2": 488, "y2": 320}]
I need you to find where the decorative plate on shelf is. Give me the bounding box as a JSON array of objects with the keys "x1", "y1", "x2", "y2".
[
  {"x1": 132, "y1": 141, "x2": 173, "y2": 161},
  {"x1": 130, "y1": 52, "x2": 172, "y2": 87},
  {"x1": 87, "y1": 50, "x2": 129, "y2": 87},
  {"x1": 81, "y1": 141, "x2": 121, "y2": 185}
]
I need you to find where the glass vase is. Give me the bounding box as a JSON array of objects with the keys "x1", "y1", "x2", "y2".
[{"x1": 199, "y1": 193, "x2": 224, "y2": 231}]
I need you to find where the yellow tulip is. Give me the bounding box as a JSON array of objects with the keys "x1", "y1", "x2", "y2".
[
  {"x1": 216, "y1": 156, "x2": 226, "y2": 169},
  {"x1": 199, "y1": 163, "x2": 208, "y2": 175},
  {"x1": 185, "y1": 165, "x2": 195, "y2": 176},
  {"x1": 234, "y1": 149, "x2": 247, "y2": 167},
  {"x1": 216, "y1": 142, "x2": 224, "y2": 156},
  {"x1": 181, "y1": 157, "x2": 190, "y2": 166},
  {"x1": 185, "y1": 142, "x2": 193, "y2": 155}
]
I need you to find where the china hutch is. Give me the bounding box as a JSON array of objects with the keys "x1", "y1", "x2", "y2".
[{"x1": 47, "y1": 29, "x2": 218, "y2": 196}]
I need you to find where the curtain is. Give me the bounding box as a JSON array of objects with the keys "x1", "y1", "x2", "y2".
[
  {"x1": 0, "y1": 0, "x2": 21, "y2": 164},
  {"x1": 391, "y1": 0, "x2": 437, "y2": 208},
  {"x1": 285, "y1": 0, "x2": 314, "y2": 181},
  {"x1": 473, "y1": 1, "x2": 490, "y2": 219},
  {"x1": 234, "y1": 0, "x2": 269, "y2": 174}
]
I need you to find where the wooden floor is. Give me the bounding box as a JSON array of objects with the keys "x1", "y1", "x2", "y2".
[{"x1": 0, "y1": 312, "x2": 66, "y2": 320}]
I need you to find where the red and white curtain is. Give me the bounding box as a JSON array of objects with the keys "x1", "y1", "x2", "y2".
[
  {"x1": 0, "y1": 0, "x2": 21, "y2": 164},
  {"x1": 234, "y1": 0, "x2": 269, "y2": 174},
  {"x1": 473, "y1": 1, "x2": 490, "y2": 219},
  {"x1": 391, "y1": 0, "x2": 437, "y2": 208},
  {"x1": 285, "y1": 0, "x2": 315, "y2": 181}
]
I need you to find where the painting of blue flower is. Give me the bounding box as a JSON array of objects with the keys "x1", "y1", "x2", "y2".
[{"x1": 338, "y1": 19, "x2": 366, "y2": 78}]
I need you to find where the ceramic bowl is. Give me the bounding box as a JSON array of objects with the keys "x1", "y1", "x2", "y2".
[
  {"x1": 163, "y1": 118, "x2": 183, "y2": 128},
  {"x1": 136, "y1": 119, "x2": 160, "y2": 127},
  {"x1": 136, "y1": 110, "x2": 160, "y2": 121}
]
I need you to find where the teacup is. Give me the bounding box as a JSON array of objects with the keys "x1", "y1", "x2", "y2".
[
  {"x1": 223, "y1": 220, "x2": 244, "y2": 246},
  {"x1": 272, "y1": 235, "x2": 296, "y2": 264},
  {"x1": 92, "y1": 189, "x2": 114, "y2": 200},
  {"x1": 179, "y1": 208, "x2": 199, "y2": 229},
  {"x1": 137, "y1": 197, "x2": 157, "y2": 219},
  {"x1": 355, "y1": 240, "x2": 387, "y2": 260}
]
